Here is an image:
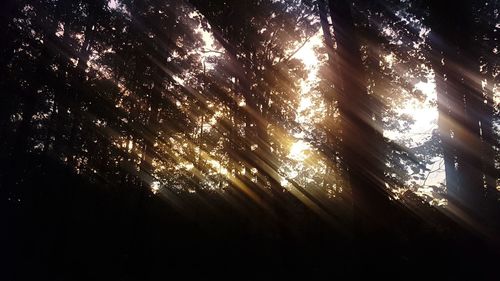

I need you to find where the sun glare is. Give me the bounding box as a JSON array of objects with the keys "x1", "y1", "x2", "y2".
[
  {"x1": 288, "y1": 140, "x2": 311, "y2": 162},
  {"x1": 294, "y1": 34, "x2": 322, "y2": 69}
]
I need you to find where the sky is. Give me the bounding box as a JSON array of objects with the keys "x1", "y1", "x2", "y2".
[{"x1": 290, "y1": 29, "x2": 446, "y2": 203}]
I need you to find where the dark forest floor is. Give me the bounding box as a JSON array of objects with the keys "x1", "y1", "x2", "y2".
[{"x1": 1, "y1": 156, "x2": 499, "y2": 280}]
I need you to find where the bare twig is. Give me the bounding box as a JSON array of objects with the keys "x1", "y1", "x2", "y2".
[
  {"x1": 277, "y1": 34, "x2": 314, "y2": 65},
  {"x1": 201, "y1": 48, "x2": 225, "y2": 55},
  {"x1": 422, "y1": 159, "x2": 444, "y2": 187}
]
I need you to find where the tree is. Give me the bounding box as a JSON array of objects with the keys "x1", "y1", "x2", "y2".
[
  {"x1": 425, "y1": 0, "x2": 499, "y2": 216},
  {"x1": 189, "y1": 0, "x2": 318, "y2": 213},
  {"x1": 318, "y1": 0, "x2": 402, "y2": 232}
]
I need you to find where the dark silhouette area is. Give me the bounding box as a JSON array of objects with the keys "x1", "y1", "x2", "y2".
[
  {"x1": 1, "y1": 155, "x2": 499, "y2": 279},
  {"x1": 1, "y1": 0, "x2": 499, "y2": 279}
]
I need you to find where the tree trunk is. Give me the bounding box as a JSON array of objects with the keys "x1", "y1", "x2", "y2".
[
  {"x1": 320, "y1": 0, "x2": 397, "y2": 233},
  {"x1": 427, "y1": 0, "x2": 486, "y2": 212}
]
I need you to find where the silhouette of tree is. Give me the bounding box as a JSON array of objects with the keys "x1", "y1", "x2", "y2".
[{"x1": 424, "y1": 0, "x2": 499, "y2": 216}]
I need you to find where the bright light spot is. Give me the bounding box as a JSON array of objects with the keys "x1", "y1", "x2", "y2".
[
  {"x1": 199, "y1": 29, "x2": 216, "y2": 50},
  {"x1": 419, "y1": 27, "x2": 430, "y2": 39},
  {"x1": 414, "y1": 80, "x2": 435, "y2": 97},
  {"x1": 108, "y1": 0, "x2": 118, "y2": 9},
  {"x1": 70, "y1": 58, "x2": 78, "y2": 66},
  {"x1": 293, "y1": 131, "x2": 305, "y2": 138},
  {"x1": 417, "y1": 157, "x2": 445, "y2": 188},
  {"x1": 292, "y1": 32, "x2": 326, "y2": 129},
  {"x1": 194, "y1": 21, "x2": 223, "y2": 68},
  {"x1": 383, "y1": 26, "x2": 396, "y2": 37},
  {"x1": 173, "y1": 75, "x2": 185, "y2": 86},
  {"x1": 288, "y1": 170, "x2": 299, "y2": 179},
  {"x1": 238, "y1": 99, "x2": 246, "y2": 107},
  {"x1": 208, "y1": 159, "x2": 228, "y2": 175},
  {"x1": 299, "y1": 80, "x2": 311, "y2": 95},
  {"x1": 384, "y1": 53, "x2": 395, "y2": 68},
  {"x1": 288, "y1": 140, "x2": 311, "y2": 161},
  {"x1": 280, "y1": 178, "x2": 289, "y2": 187},
  {"x1": 386, "y1": 77, "x2": 437, "y2": 144},
  {"x1": 55, "y1": 23, "x2": 64, "y2": 38},
  {"x1": 494, "y1": 85, "x2": 500, "y2": 104},
  {"x1": 294, "y1": 36, "x2": 321, "y2": 69},
  {"x1": 250, "y1": 144, "x2": 258, "y2": 151},
  {"x1": 298, "y1": 97, "x2": 313, "y2": 112},
  {"x1": 127, "y1": 140, "x2": 133, "y2": 152},
  {"x1": 151, "y1": 181, "x2": 160, "y2": 194}
]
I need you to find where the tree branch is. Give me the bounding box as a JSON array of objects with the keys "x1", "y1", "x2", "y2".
[{"x1": 277, "y1": 33, "x2": 314, "y2": 65}]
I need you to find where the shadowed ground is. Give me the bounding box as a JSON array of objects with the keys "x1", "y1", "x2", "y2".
[{"x1": 1, "y1": 155, "x2": 499, "y2": 280}]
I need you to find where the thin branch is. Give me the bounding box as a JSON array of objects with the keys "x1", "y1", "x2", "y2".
[
  {"x1": 201, "y1": 48, "x2": 225, "y2": 55},
  {"x1": 277, "y1": 33, "x2": 314, "y2": 65},
  {"x1": 422, "y1": 159, "x2": 444, "y2": 187}
]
